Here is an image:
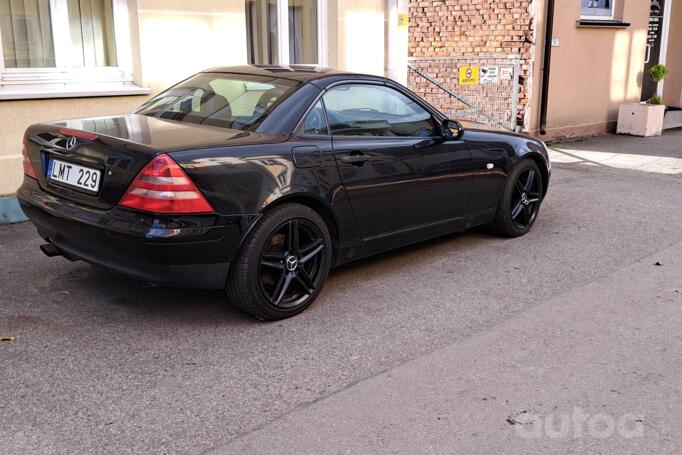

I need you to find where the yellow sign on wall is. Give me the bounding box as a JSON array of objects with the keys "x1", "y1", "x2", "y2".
[
  {"x1": 398, "y1": 13, "x2": 409, "y2": 29},
  {"x1": 459, "y1": 66, "x2": 480, "y2": 85}
]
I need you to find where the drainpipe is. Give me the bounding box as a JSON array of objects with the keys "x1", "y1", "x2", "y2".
[{"x1": 539, "y1": 0, "x2": 555, "y2": 135}]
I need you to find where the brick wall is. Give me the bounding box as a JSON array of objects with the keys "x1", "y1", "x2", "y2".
[{"x1": 408, "y1": 0, "x2": 536, "y2": 128}]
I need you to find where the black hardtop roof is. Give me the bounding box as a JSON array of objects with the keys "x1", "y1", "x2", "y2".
[{"x1": 202, "y1": 65, "x2": 387, "y2": 85}]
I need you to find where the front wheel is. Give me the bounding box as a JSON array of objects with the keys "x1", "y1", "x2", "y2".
[
  {"x1": 489, "y1": 159, "x2": 544, "y2": 237},
  {"x1": 226, "y1": 203, "x2": 332, "y2": 320}
]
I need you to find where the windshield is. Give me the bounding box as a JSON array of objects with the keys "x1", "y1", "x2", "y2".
[{"x1": 135, "y1": 73, "x2": 300, "y2": 131}]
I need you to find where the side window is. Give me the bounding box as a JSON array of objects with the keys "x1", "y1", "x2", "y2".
[
  {"x1": 303, "y1": 100, "x2": 329, "y2": 135},
  {"x1": 322, "y1": 84, "x2": 439, "y2": 137}
]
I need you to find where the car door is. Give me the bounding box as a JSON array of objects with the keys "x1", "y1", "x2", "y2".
[
  {"x1": 323, "y1": 82, "x2": 473, "y2": 240},
  {"x1": 412, "y1": 124, "x2": 473, "y2": 228}
]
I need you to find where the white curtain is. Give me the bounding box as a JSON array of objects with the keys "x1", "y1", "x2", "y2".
[
  {"x1": 288, "y1": 4, "x2": 302, "y2": 63},
  {"x1": 0, "y1": 0, "x2": 55, "y2": 68},
  {"x1": 67, "y1": 0, "x2": 117, "y2": 67}
]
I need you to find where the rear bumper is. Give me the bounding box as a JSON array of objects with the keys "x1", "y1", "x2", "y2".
[{"x1": 18, "y1": 178, "x2": 254, "y2": 289}]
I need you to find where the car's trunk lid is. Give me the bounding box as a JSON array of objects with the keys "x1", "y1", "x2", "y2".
[{"x1": 25, "y1": 114, "x2": 272, "y2": 210}]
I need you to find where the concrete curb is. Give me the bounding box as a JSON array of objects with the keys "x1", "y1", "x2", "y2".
[{"x1": 0, "y1": 195, "x2": 27, "y2": 224}]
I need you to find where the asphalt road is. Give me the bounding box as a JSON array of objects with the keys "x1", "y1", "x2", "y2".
[
  {"x1": 215, "y1": 238, "x2": 682, "y2": 454},
  {"x1": 1, "y1": 131, "x2": 681, "y2": 454}
]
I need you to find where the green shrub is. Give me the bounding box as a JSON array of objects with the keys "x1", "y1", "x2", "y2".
[
  {"x1": 649, "y1": 64, "x2": 668, "y2": 82},
  {"x1": 647, "y1": 95, "x2": 663, "y2": 105}
]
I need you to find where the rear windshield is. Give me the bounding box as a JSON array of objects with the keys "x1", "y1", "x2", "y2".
[{"x1": 135, "y1": 73, "x2": 299, "y2": 130}]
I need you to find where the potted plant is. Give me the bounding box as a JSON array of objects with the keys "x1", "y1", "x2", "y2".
[{"x1": 617, "y1": 64, "x2": 668, "y2": 137}]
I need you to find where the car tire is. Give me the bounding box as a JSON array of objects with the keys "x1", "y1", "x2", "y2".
[
  {"x1": 490, "y1": 158, "x2": 544, "y2": 237},
  {"x1": 226, "y1": 203, "x2": 333, "y2": 320}
]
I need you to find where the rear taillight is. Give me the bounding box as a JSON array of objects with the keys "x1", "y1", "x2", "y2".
[
  {"x1": 22, "y1": 133, "x2": 37, "y2": 179},
  {"x1": 118, "y1": 154, "x2": 214, "y2": 214}
]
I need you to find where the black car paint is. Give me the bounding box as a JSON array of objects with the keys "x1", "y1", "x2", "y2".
[{"x1": 18, "y1": 66, "x2": 550, "y2": 289}]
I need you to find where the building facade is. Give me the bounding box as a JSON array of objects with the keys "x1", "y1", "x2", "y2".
[
  {"x1": 0, "y1": 0, "x2": 406, "y2": 208},
  {"x1": 408, "y1": 0, "x2": 682, "y2": 138},
  {"x1": 0, "y1": 0, "x2": 680, "y2": 219}
]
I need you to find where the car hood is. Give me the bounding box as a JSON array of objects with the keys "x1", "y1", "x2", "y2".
[{"x1": 462, "y1": 123, "x2": 544, "y2": 148}]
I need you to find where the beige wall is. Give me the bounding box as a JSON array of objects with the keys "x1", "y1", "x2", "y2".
[
  {"x1": 337, "y1": 0, "x2": 386, "y2": 76},
  {"x1": 663, "y1": 0, "x2": 682, "y2": 108},
  {"x1": 529, "y1": 0, "x2": 650, "y2": 140},
  {"x1": 137, "y1": 0, "x2": 248, "y2": 94}
]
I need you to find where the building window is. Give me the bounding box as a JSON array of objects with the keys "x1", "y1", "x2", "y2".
[
  {"x1": 0, "y1": 0, "x2": 148, "y2": 99},
  {"x1": 580, "y1": 0, "x2": 615, "y2": 19},
  {"x1": 246, "y1": 0, "x2": 279, "y2": 65},
  {"x1": 65, "y1": 0, "x2": 117, "y2": 68},
  {"x1": 288, "y1": 0, "x2": 318, "y2": 64},
  {"x1": 0, "y1": 0, "x2": 55, "y2": 68},
  {"x1": 246, "y1": 0, "x2": 323, "y2": 66}
]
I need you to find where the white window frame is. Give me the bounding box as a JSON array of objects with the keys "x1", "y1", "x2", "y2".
[
  {"x1": 580, "y1": 0, "x2": 616, "y2": 20},
  {"x1": 0, "y1": 0, "x2": 149, "y2": 100}
]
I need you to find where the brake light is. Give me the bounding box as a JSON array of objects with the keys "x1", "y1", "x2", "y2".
[
  {"x1": 22, "y1": 133, "x2": 37, "y2": 179},
  {"x1": 118, "y1": 154, "x2": 214, "y2": 214},
  {"x1": 58, "y1": 128, "x2": 98, "y2": 141}
]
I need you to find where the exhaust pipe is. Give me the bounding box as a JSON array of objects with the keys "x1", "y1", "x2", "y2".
[{"x1": 40, "y1": 243, "x2": 62, "y2": 258}]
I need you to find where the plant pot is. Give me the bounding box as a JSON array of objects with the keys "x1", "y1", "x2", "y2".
[{"x1": 617, "y1": 103, "x2": 666, "y2": 137}]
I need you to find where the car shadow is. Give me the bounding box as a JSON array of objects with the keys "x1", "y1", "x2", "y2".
[
  {"x1": 69, "y1": 227, "x2": 492, "y2": 325},
  {"x1": 330, "y1": 226, "x2": 492, "y2": 276},
  {"x1": 76, "y1": 265, "x2": 246, "y2": 324}
]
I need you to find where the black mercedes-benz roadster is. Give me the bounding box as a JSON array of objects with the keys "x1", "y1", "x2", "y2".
[{"x1": 18, "y1": 65, "x2": 550, "y2": 320}]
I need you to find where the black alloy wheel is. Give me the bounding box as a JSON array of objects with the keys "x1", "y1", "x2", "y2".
[
  {"x1": 510, "y1": 167, "x2": 542, "y2": 229},
  {"x1": 227, "y1": 203, "x2": 332, "y2": 320},
  {"x1": 490, "y1": 158, "x2": 544, "y2": 237},
  {"x1": 258, "y1": 219, "x2": 325, "y2": 308}
]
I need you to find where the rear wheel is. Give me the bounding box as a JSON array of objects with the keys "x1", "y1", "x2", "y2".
[
  {"x1": 490, "y1": 159, "x2": 544, "y2": 237},
  {"x1": 227, "y1": 203, "x2": 332, "y2": 320}
]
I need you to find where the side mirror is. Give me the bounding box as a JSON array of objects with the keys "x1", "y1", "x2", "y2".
[{"x1": 441, "y1": 119, "x2": 464, "y2": 140}]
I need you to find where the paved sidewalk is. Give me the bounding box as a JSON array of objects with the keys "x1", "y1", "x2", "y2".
[
  {"x1": 549, "y1": 131, "x2": 682, "y2": 175},
  {"x1": 211, "y1": 241, "x2": 682, "y2": 454}
]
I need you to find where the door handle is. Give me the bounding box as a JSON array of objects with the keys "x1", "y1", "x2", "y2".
[{"x1": 340, "y1": 153, "x2": 371, "y2": 166}]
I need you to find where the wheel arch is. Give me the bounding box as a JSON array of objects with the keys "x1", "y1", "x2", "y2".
[
  {"x1": 520, "y1": 152, "x2": 550, "y2": 196},
  {"x1": 261, "y1": 193, "x2": 340, "y2": 260}
]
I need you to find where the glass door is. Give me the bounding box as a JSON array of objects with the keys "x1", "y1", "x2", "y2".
[{"x1": 245, "y1": 0, "x2": 321, "y2": 65}]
